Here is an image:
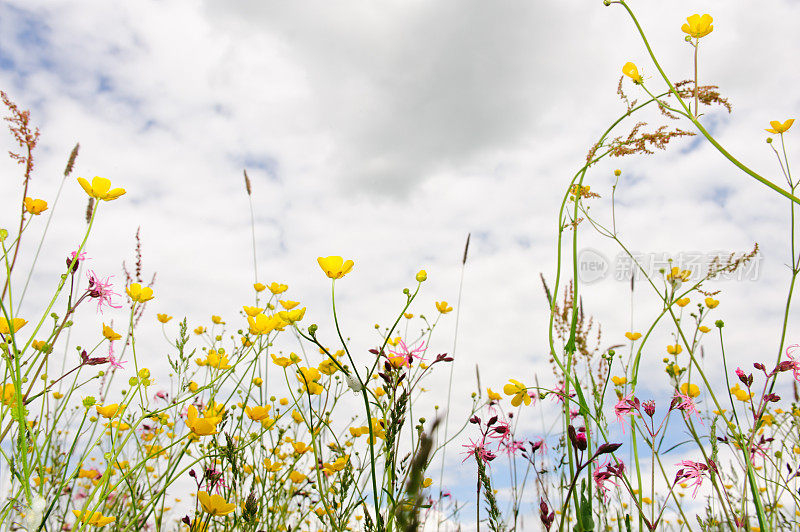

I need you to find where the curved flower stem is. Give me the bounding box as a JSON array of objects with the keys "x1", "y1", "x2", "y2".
[
  {"x1": 550, "y1": 91, "x2": 673, "y2": 526},
  {"x1": 618, "y1": 0, "x2": 800, "y2": 207},
  {"x1": 328, "y1": 280, "x2": 381, "y2": 523}
]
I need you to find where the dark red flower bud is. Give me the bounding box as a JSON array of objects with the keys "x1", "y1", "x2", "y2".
[
  {"x1": 539, "y1": 499, "x2": 555, "y2": 531},
  {"x1": 595, "y1": 442, "x2": 623, "y2": 456}
]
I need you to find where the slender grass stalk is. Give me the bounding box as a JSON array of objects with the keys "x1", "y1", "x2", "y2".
[{"x1": 438, "y1": 233, "x2": 469, "y2": 524}]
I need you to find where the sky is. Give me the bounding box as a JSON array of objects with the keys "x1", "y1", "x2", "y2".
[{"x1": 1, "y1": 0, "x2": 799, "y2": 528}]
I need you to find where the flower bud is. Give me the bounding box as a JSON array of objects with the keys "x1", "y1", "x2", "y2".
[
  {"x1": 416, "y1": 270, "x2": 427, "y2": 282},
  {"x1": 595, "y1": 442, "x2": 622, "y2": 456}
]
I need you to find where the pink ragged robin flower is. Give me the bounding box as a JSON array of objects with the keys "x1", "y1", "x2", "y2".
[
  {"x1": 614, "y1": 393, "x2": 639, "y2": 428},
  {"x1": 461, "y1": 438, "x2": 496, "y2": 463},
  {"x1": 70, "y1": 250, "x2": 88, "y2": 263},
  {"x1": 487, "y1": 419, "x2": 512, "y2": 445},
  {"x1": 785, "y1": 344, "x2": 800, "y2": 382},
  {"x1": 551, "y1": 382, "x2": 576, "y2": 403},
  {"x1": 501, "y1": 439, "x2": 525, "y2": 456},
  {"x1": 671, "y1": 392, "x2": 701, "y2": 422},
  {"x1": 107, "y1": 351, "x2": 125, "y2": 370},
  {"x1": 87, "y1": 270, "x2": 122, "y2": 313},
  {"x1": 593, "y1": 459, "x2": 624, "y2": 500},
  {"x1": 674, "y1": 460, "x2": 715, "y2": 498},
  {"x1": 387, "y1": 339, "x2": 427, "y2": 367}
]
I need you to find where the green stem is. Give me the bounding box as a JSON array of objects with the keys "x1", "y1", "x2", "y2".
[{"x1": 618, "y1": 0, "x2": 800, "y2": 206}]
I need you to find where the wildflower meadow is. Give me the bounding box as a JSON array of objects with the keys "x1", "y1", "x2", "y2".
[{"x1": 1, "y1": 2, "x2": 799, "y2": 531}]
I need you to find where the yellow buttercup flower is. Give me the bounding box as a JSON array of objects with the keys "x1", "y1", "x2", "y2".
[
  {"x1": 503, "y1": 379, "x2": 531, "y2": 407},
  {"x1": 32, "y1": 340, "x2": 50, "y2": 352},
  {"x1": 666, "y1": 344, "x2": 683, "y2": 355},
  {"x1": 253, "y1": 282, "x2": 266, "y2": 292},
  {"x1": 242, "y1": 305, "x2": 263, "y2": 317},
  {"x1": 676, "y1": 297, "x2": 690, "y2": 307},
  {"x1": 322, "y1": 456, "x2": 349, "y2": 475},
  {"x1": 78, "y1": 468, "x2": 100, "y2": 479},
  {"x1": 318, "y1": 358, "x2": 339, "y2": 375},
  {"x1": 197, "y1": 491, "x2": 236, "y2": 516},
  {"x1": 625, "y1": 332, "x2": 642, "y2": 341},
  {"x1": 248, "y1": 313, "x2": 282, "y2": 335},
  {"x1": 622, "y1": 62, "x2": 643, "y2": 84},
  {"x1": 279, "y1": 300, "x2": 300, "y2": 310},
  {"x1": 730, "y1": 384, "x2": 753, "y2": 402},
  {"x1": 289, "y1": 470, "x2": 307, "y2": 483},
  {"x1": 292, "y1": 441, "x2": 311, "y2": 454},
  {"x1": 126, "y1": 283, "x2": 154, "y2": 303},
  {"x1": 296, "y1": 366, "x2": 324, "y2": 395},
  {"x1": 765, "y1": 119, "x2": 794, "y2": 134},
  {"x1": 681, "y1": 14, "x2": 713, "y2": 39},
  {"x1": 72, "y1": 509, "x2": 116, "y2": 526},
  {"x1": 263, "y1": 458, "x2": 283, "y2": 472},
  {"x1": 203, "y1": 351, "x2": 231, "y2": 370},
  {"x1": 272, "y1": 353, "x2": 300, "y2": 368},
  {"x1": 102, "y1": 324, "x2": 122, "y2": 341},
  {"x1": 23, "y1": 197, "x2": 48, "y2": 215},
  {"x1": 317, "y1": 256, "x2": 355, "y2": 279},
  {"x1": 211, "y1": 315, "x2": 224, "y2": 325},
  {"x1": 95, "y1": 403, "x2": 121, "y2": 419},
  {"x1": 186, "y1": 406, "x2": 221, "y2": 437},
  {"x1": 704, "y1": 297, "x2": 719, "y2": 309},
  {"x1": 277, "y1": 307, "x2": 306, "y2": 324},
  {"x1": 156, "y1": 313, "x2": 172, "y2": 323},
  {"x1": 667, "y1": 267, "x2": 691, "y2": 284},
  {"x1": 611, "y1": 376, "x2": 627, "y2": 386},
  {"x1": 487, "y1": 388, "x2": 502, "y2": 401},
  {"x1": 698, "y1": 326, "x2": 710, "y2": 333},
  {"x1": 435, "y1": 301, "x2": 453, "y2": 314},
  {"x1": 245, "y1": 405, "x2": 271, "y2": 421},
  {"x1": 0, "y1": 317, "x2": 27, "y2": 335},
  {"x1": 2, "y1": 384, "x2": 17, "y2": 406},
  {"x1": 680, "y1": 383, "x2": 700, "y2": 398},
  {"x1": 267, "y1": 282, "x2": 288, "y2": 294},
  {"x1": 77, "y1": 176, "x2": 126, "y2": 201}
]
